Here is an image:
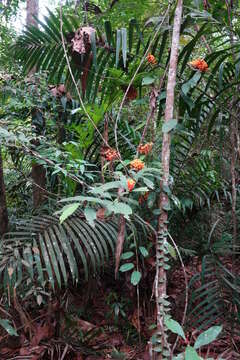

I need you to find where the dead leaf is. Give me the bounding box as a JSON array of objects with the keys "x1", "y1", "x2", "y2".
[
  {"x1": 31, "y1": 321, "x2": 55, "y2": 346},
  {"x1": 77, "y1": 319, "x2": 96, "y2": 332},
  {"x1": 72, "y1": 26, "x2": 96, "y2": 54},
  {"x1": 8, "y1": 267, "x2": 14, "y2": 278},
  {"x1": 96, "y1": 208, "x2": 106, "y2": 221},
  {"x1": 115, "y1": 213, "x2": 126, "y2": 278},
  {"x1": 130, "y1": 308, "x2": 141, "y2": 333}
]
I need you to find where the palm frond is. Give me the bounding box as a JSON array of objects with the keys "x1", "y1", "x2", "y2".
[
  {"x1": 0, "y1": 212, "x2": 118, "y2": 290},
  {"x1": 187, "y1": 255, "x2": 240, "y2": 332}
]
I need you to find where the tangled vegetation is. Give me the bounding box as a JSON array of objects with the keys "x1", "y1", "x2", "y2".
[{"x1": 0, "y1": 0, "x2": 240, "y2": 359}]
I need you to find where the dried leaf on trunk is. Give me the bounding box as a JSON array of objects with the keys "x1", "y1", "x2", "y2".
[
  {"x1": 72, "y1": 26, "x2": 96, "y2": 54},
  {"x1": 115, "y1": 214, "x2": 126, "y2": 278}
]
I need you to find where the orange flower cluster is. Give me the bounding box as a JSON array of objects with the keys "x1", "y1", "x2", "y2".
[
  {"x1": 188, "y1": 59, "x2": 208, "y2": 72},
  {"x1": 104, "y1": 148, "x2": 119, "y2": 161},
  {"x1": 127, "y1": 178, "x2": 136, "y2": 192},
  {"x1": 147, "y1": 53, "x2": 157, "y2": 65},
  {"x1": 139, "y1": 191, "x2": 149, "y2": 204},
  {"x1": 130, "y1": 159, "x2": 145, "y2": 172},
  {"x1": 138, "y1": 142, "x2": 153, "y2": 155}
]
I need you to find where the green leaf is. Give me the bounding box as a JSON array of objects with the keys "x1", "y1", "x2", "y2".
[
  {"x1": 166, "y1": 242, "x2": 177, "y2": 260},
  {"x1": 121, "y1": 28, "x2": 127, "y2": 68},
  {"x1": 182, "y1": 72, "x2": 201, "y2": 95},
  {"x1": 90, "y1": 181, "x2": 122, "y2": 194},
  {"x1": 172, "y1": 354, "x2": 184, "y2": 360},
  {"x1": 165, "y1": 318, "x2": 186, "y2": 340},
  {"x1": 139, "y1": 246, "x2": 149, "y2": 257},
  {"x1": 194, "y1": 326, "x2": 222, "y2": 350},
  {"x1": 162, "y1": 201, "x2": 171, "y2": 211},
  {"x1": 0, "y1": 319, "x2": 18, "y2": 336},
  {"x1": 59, "y1": 203, "x2": 79, "y2": 224},
  {"x1": 162, "y1": 119, "x2": 178, "y2": 133},
  {"x1": 121, "y1": 251, "x2": 134, "y2": 260},
  {"x1": 119, "y1": 263, "x2": 134, "y2": 272},
  {"x1": 109, "y1": 202, "x2": 132, "y2": 219},
  {"x1": 84, "y1": 207, "x2": 97, "y2": 227},
  {"x1": 116, "y1": 29, "x2": 121, "y2": 67},
  {"x1": 142, "y1": 76, "x2": 155, "y2": 85},
  {"x1": 131, "y1": 270, "x2": 142, "y2": 285},
  {"x1": 185, "y1": 346, "x2": 200, "y2": 360}
]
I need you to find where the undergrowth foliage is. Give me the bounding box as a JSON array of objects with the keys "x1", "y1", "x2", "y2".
[{"x1": 0, "y1": 0, "x2": 240, "y2": 358}]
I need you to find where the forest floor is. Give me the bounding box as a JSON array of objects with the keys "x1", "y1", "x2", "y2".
[{"x1": 0, "y1": 258, "x2": 239, "y2": 359}]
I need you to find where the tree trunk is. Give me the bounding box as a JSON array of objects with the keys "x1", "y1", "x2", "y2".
[
  {"x1": 26, "y1": 0, "x2": 39, "y2": 27},
  {"x1": 0, "y1": 147, "x2": 9, "y2": 236},
  {"x1": 26, "y1": 0, "x2": 46, "y2": 208},
  {"x1": 155, "y1": 1, "x2": 183, "y2": 358}
]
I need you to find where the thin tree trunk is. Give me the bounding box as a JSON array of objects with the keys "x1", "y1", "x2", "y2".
[
  {"x1": 0, "y1": 147, "x2": 8, "y2": 236},
  {"x1": 26, "y1": 0, "x2": 39, "y2": 28},
  {"x1": 155, "y1": 1, "x2": 183, "y2": 358},
  {"x1": 226, "y1": 0, "x2": 237, "y2": 252},
  {"x1": 26, "y1": 0, "x2": 46, "y2": 208}
]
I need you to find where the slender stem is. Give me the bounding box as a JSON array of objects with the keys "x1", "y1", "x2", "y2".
[
  {"x1": 0, "y1": 147, "x2": 8, "y2": 236},
  {"x1": 156, "y1": 0, "x2": 183, "y2": 358}
]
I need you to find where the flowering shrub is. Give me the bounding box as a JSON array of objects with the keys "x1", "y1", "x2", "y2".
[
  {"x1": 188, "y1": 59, "x2": 208, "y2": 72},
  {"x1": 130, "y1": 159, "x2": 145, "y2": 171},
  {"x1": 138, "y1": 142, "x2": 153, "y2": 155},
  {"x1": 127, "y1": 178, "x2": 136, "y2": 191},
  {"x1": 103, "y1": 148, "x2": 119, "y2": 161},
  {"x1": 147, "y1": 53, "x2": 157, "y2": 65}
]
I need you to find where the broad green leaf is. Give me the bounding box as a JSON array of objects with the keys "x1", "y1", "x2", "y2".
[
  {"x1": 166, "y1": 242, "x2": 177, "y2": 260},
  {"x1": 131, "y1": 270, "x2": 142, "y2": 285},
  {"x1": 84, "y1": 207, "x2": 97, "y2": 227},
  {"x1": 121, "y1": 251, "x2": 134, "y2": 260},
  {"x1": 119, "y1": 263, "x2": 134, "y2": 272},
  {"x1": 142, "y1": 76, "x2": 155, "y2": 85},
  {"x1": 162, "y1": 119, "x2": 178, "y2": 133},
  {"x1": 185, "y1": 346, "x2": 200, "y2": 360},
  {"x1": 194, "y1": 325, "x2": 222, "y2": 349},
  {"x1": 165, "y1": 318, "x2": 186, "y2": 340},
  {"x1": 59, "y1": 203, "x2": 79, "y2": 224},
  {"x1": 182, "y1": 72, "x2": 201, "y2": 95},
  {"x1": 0, "y1": 319, "x2": 18, "y2": 336},
  {"x1": 109, "y1": 202, "x2": 132, "y2": 219},
  {"x1": 132, "y1": 187, "x2": 149, "y2": 192},
  {"x1": 139, "y1": 246, "x2": 149, "y2": 257},
  {"x1": 90, "y1": 181, "x2": 122, "y2": 194}
]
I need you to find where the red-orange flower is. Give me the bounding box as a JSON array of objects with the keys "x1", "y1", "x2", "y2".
[
  {"x1": 138, "y1": 142, "x2": 153, "y2": 155},
  {"x1": 130, "y1": 159, "x2": 145, "y2": 172},
  {"x1": 103, "y1": 148, "x2": 119, "y2": 161},
  {"x1": 188, "y1": 59, "x2": 208, "y2": 72},
  {"x1": 147, "y1": 53, "x2": 157, "y2": 65},
  {"x1": 127, "y1": 178, "x2": 136, "y2": 192}
]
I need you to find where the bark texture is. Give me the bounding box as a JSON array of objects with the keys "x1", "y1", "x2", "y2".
[
  {"x1": 156, "y1": 0, "x2": 183, "y2": 358},
  {"x1": 0, "y1": 148, "x2": 8, "y2": 236},
  {"x1": 26, "y1": 0, "x2": 39, "y2": 27},
  {"x1": 27, "y1": 0, "x2": 46, "y2": 208}
]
